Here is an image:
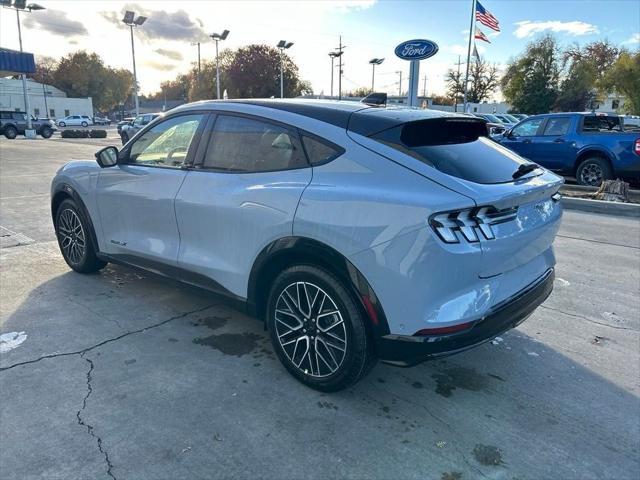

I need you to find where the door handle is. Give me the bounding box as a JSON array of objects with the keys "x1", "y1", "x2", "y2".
[{"x1": 553, "y1": 138, "x2": 565, "y2": 143}]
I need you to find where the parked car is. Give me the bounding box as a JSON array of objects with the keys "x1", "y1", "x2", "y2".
[
  {"x1": 93, "y1": 116, "x2": 111, "y2": 126},
  {"x1": 498, "y1": 112, "x2": 640, "y2": 186},
  {"x1": 120, "y1": 113, "x2": 162, "y2": 144},
  {"x1": 51, "y1": 99, "x2": 563, "y2": 391},
  {"x1": 116, "y1": 117, "x2": 135, "y2": 135},
  {"x1": 510, "y1": 113, "x2": 529, "y2": 121},
  {"x1": 621, "y1": 115, "x2": 640, "y2": 132},
  {"x1": 0, "y1": 111, "x2": 57, "y2": 139},
  {"x1": 57, "y1": 115, "x2": 94, "y2": 127},
  {"x1": 496, "y1": 113, "x2": 520, "y2": 124}
]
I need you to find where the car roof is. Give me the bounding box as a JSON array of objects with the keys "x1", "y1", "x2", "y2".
[{"x1": 173, "y1": 98, "x2": 470, "y2": 136}]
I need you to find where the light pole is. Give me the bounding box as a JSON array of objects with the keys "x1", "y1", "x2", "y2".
[
  {"x1": 3, "y1": 0, "x2": 46, "y2": 132},
  {"x1": 396, "y1": 70, "x2": 402, "y2": 97},
  {"x1": 210, "y1": 30, "x2": 229, "y2": 100},
  {"x1": 328, "y1": 52, "x2": 339, "y2": 98},
  {"x1": 368, "y1": 58, "x2": 384, "y2": 92},
  {"x1": 277, "y1": 40, "x2": 294, "y2": 98},
  {"x1": 122, "y1": 10, "x2": 147, "y2": 117}
]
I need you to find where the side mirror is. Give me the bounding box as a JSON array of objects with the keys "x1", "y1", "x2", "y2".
[{"x1": 95, "y1": 146, "x2": 118, "y2": 168}]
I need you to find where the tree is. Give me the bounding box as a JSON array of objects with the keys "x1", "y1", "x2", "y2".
[
  {"x1": 446, "y1": 56, "x2": 498, "y2": 104},
  {"x1": 430, "y1": 95, "x2": 453, "y2": 106},
  {"x1": 346, "y1": 87, "x2": 372, "y2": 97},
  {"x1": 554, "y1": 59, "x2": 598, "y2": 111},
  {"x1": 28, "y1": 56, "x2": 58, "y2": 84},
  {"x1": 501, "y1": 35, "x2": 561, "y2": 114},
  {"x1": 600, "y1": 51, "x2": 640, "y2": 114}
]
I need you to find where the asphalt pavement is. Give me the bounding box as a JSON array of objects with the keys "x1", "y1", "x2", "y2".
[{"x1": 1, "y1": 137, "x2": 639, "y2": 480}]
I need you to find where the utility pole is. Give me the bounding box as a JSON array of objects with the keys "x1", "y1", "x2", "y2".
[
  {"x1": 334, "y1": 36, "x2": 345, "y2": 100},
  {"x1": 396, "y1": 71, "x2": 402, "y2": 97},
  {"x1": 422, "y1": 75, "x2": 427, "y2": 97},
  {"x1": 191, "y1": 42, "x2": 201, "y2": 77}
]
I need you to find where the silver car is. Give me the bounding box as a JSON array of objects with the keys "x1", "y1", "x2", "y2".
[{"x1": 51, "y1": 99, "x2": 563, "y2": 391}]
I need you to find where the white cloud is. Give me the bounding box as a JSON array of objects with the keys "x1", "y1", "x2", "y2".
[
  {"x1": 621, "y1": 32, "x2": 640, "y2": 45},
  {"x1": 514, "y1": 20, "x2": 599, "y2": 39}
]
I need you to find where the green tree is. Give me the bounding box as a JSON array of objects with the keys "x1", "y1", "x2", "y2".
[
  {"x1": 346, "y1": 87, "x2": 372, "y2": 97},
  {"x1": 554, "y1": 59, "x2": 598, "y2": 111},
  {"x1": 600, "y1": 51, "x2": 640, "y2": 114},
  {"x1": 501, "y1": 35, "x2": 561, "y2": 114}
]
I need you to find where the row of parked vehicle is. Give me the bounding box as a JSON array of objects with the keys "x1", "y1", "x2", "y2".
[{"x1": 0, "y1": 111, "x2": 115, "y2": 139}]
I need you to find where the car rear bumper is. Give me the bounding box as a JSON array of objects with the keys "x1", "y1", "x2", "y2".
[{"x1": 376, "y1": 268, "x2": 554, "y2": 366}]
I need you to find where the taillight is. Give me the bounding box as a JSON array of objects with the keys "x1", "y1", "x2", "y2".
[
  {"x1": 414, "y1": 320, "x2": 475, "y2": 336},
  {"x1": 429, "y1": 206, "x2": 518, "y2": 244},
  {"x1": 634, "y1": 138, "x2": 640, "y2": 156}
]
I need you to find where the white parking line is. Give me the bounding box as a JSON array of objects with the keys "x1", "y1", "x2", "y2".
[{"x1": 0, "y1": 194, "x2": 49, "y2": 200}]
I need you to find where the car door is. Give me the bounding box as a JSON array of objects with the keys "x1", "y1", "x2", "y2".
[
  {"x1": 528, "y1": 116, "x2": 576, "y2": 171},
  {"x1": 95, "y1": 112, "x2": 208, "y2": 267},
  {"x1": 500, "y1": 117, "x2": 545, "y2": 159},
  {"x1": 175, "y1": 113, "x2": 312, "y2": 298}
]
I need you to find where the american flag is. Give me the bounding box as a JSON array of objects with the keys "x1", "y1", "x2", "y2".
[
  {"x1": 476, "y1": 1, "x2": 500, "y2": 32},
  {"x1": 475, "y1": 27, "x2": 491, "y2": 43}
]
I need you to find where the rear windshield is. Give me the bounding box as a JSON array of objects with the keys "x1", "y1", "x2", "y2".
[{"x1": 370, "y1": 118, "x2": 534, "y2": 184}]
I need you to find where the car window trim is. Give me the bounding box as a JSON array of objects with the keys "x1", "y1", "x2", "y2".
[
  {"x1": 119, "y1": 111, "x2": 211, "y2": 170},
  {"x1": 192, "y1": 110, "x2": 311, "y2": 174}
]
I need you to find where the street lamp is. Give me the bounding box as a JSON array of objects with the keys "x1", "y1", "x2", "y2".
[
  {"x1": 2, "y1": 0, "x2": 46, "y2": 133},
  {"x1": 210, "y1": 29, "x2": 229, "y2": 100},
  {"x1": 368, "y1": 58, "x2": 384, "y2": 92},
  {"x1": 328, "y1": 51, "x2": 342, "y2": 99},
  {"x1": 277, "y1": 40, "x2": 293, "y2": 98},
  {"x1": 122, "y1": 10, "x2": 147, "y2": 117}
]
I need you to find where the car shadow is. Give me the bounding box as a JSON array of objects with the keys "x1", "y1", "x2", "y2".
[{"x1": 0, "y1": 262, "x2": 638, "y2": 479}]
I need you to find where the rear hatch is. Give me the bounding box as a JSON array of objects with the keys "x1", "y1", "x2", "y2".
[{"x1": 349, "y1": 114, "x2": 564, "y2": 278}]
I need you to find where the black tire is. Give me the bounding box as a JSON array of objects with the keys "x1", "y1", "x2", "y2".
[
  {"x1": 41, "y1": 127, "x2": 53, "y2": 139},
  {"x1": 4, "y1": 125, "x2": 17, "y2": 139},
  {"x1": 266, "y1": 265, "x2": 377, "y2": 392},
  {"x1": 55, "y1": 199, "x2": 107, "y2": 273},
  {"x1": 121, "y1": 132, "x2": 129, "y2": 145},
  {"x1": 58, "y1": 121, "x2": 66, "y2": 127},
  {"x1": 576, "y1": 157, "x2": 612, "y2": 186},
  {"x1": 81, "y1": 121, "x2": 88, "y2": 127}
]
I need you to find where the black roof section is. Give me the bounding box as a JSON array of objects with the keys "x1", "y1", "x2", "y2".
[{"x1": 222, "y1": 99, "x2": 470, "y2": 136}]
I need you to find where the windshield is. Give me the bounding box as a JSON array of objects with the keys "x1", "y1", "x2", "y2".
[
  {"x1": 483, "y1": 114, "x2": 502, "y2": 123},
  {"x1": 370, "y1": 117, "x2": 537, "y2": 184}
]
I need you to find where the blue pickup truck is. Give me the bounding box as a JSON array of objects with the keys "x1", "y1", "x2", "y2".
[{"x1": 497, "y1": 112, "x2": 640, "y2": 186}]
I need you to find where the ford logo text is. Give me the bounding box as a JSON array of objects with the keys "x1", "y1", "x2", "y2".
[{"x1": 394, "y1": 39, "x2": 439, "y2": 61}]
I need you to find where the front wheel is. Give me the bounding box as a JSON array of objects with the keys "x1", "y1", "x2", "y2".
[
  {"x1": 58, "y1": 122, "x2": 66, "y2": 127},
  {"x1": 81, "y1": 121, "x2": 88, "y2": 127},
  {"x1": 576, "y1": 157, "x2": 612, "y2": 186},
  {"x1": 55, "y1": 199, "x2": 107, "y2": 273},
  {"x1": 41, "y1": 127, "x2": 53, "y2": 139},
  {"x1": 266, "y1": 265, "x2": 376, "y2": 392},
  {"x1": 4, "y1": 125, "x2": 17, "y2": 139}
]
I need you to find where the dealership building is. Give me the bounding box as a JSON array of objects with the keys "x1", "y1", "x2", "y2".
[{"x1": 0, "y1": 77, "x2": 93, "y2": 119}]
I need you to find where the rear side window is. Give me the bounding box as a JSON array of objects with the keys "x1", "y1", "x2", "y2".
[
  {"x1": 543, "y1": 117, "x2": 571, "y2": 136},
  {"x1": 301, "y1": 135, "x2": 343, "y2": 165},
  {"x1": 204, "y1": 115, "x2": 307, "y2": 172},
  {"x1": 370, "y1": 118, "x2": 531, "y2": 184},
  {"x1": 582, "y1": 116, "x2": 622, "y2": 132}
]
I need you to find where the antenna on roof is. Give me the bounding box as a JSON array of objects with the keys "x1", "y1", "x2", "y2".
[{"x1": 361, "y1": 92, "x2": 387, "y2": 107}]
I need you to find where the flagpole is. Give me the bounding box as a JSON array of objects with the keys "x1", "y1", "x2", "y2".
[{"x1": 463, "y1": 0, "x2": 477, "y2": 112}]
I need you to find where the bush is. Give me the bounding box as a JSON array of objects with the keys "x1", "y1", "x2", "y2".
[
  {"x1": 89, "y1": 129, "x2": 107, "y2": 138},
  {"x1": 61, "y1": 129, "x2": 89, "y2": 138},
  {"x1": 60, "y1": 129, "x2": 107, "y2": 139}
]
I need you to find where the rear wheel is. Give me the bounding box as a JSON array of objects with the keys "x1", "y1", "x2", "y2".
[
  {"x1": 121, "y1": 131, "x2": 129, "y2": 145},
  {"x1": 576, "y1": 157, "x2": 612, "y2": 186},
  {"x1": 266, "y1": 265, "x2": 376, "y2": 392},
  {"x1": 58, "y1": 121, "x2": 66, "y2": 127},
  {"x1": 55, "y1": 199, "x2": 106, "y2": 273},
  {"x1": 81, "y1": 121, "x2": 88, "y2": 127},
  {"x1": 4, "y1": 125, "x2": 17, "y2": 139}
]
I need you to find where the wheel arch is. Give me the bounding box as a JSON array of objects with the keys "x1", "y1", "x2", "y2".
[
  {"x1": 574, "y1": 147, "x2": 613, "y2": 175},
  {"x1": 247, "y1": 236, "x2": 390, "y2": 341},
  {"x1": 51, "y1": 184, "x2": 100, "y2": 255}
]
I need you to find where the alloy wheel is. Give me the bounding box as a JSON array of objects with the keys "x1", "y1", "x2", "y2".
[
  {"x1": 274, "y1": 281, "x2": 347, "y2": 378},
  {"x1": 57, "y1": 209, "x2": 86, "y2": 265},
  {"x1": 580, "y1": 163, "x2": 603, "y2": 186}
]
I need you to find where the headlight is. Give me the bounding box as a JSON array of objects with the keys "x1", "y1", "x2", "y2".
[{"x1": 429, "y1": 206, "x2": 518, "y2": 244}]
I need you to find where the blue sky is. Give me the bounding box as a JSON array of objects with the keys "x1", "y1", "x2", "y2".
[{"x1": 0, "y1": 0, "x2": 638, "y2": 97}]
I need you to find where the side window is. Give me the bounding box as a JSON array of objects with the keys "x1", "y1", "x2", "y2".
[
  {"x1": 301, "y1": 135, "x2": 343, "y2": 165},
  {"x1": 133, "y1": 116, "x2": 144, "y2": 126},
  {"x1": 542, "y1": 117, "x2": 571, "y2": 136},
  {"x1": 512, "y1": 118, "x2": 543, "y2": 137},
  {"x1": 204, "y1": 115, "x2": 306, "y2": 172},
  {"x1": 582, "y1": 116, "x2": 622, "y2": 132},
  {"x1": 12, "y1": 113, "x2": 26, "y2": 121},
  {"x1": 128, "y1": 114, "x2": 204, "y2": 168}
]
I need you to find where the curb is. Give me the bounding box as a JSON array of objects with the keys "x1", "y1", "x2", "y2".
[{"x1": 561, "y1": 196, "x2": 640, "y2": 218}]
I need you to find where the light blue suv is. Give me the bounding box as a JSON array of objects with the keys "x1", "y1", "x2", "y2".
[{"x1": 51, "y1": 100, "x2": 563, "y2": 391}]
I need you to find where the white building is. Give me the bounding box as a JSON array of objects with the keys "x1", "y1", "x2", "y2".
[{"x1": 0, "y1": 77, "x2": 93, "y2": 119}]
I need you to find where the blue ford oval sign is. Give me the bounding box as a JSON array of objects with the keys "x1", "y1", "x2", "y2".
[{"x1": 394, "y1": 39, "x2": 439, "y2": 61}]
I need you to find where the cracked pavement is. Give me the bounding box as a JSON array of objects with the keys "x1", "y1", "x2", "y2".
[{"x1": 1, "y1": 139, "x2": 639, "y2": 479}]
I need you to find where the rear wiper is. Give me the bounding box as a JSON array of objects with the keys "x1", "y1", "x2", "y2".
[{"x1": 512, "y1": 163, "x2": 539, "y2": 179}]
